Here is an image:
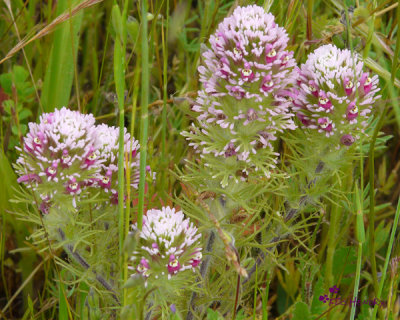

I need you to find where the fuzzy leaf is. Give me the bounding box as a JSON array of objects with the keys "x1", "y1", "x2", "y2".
[
  {"x1": 123, "y1": 274, "x2": 145, "y2": 288},
  {"x1": 206, "y1": 309, "x2": 223, "y2": 320},
  {"x1": 331, "y1": 247, "x2": 357, "y2": 285},
  {"x1": 19, "y1": 108, "x2": 32, "y2": 121},
  {"x1": 311, "y1": 276, "x2": 327, "y2": 315},
  {"x1": 292, "y1": 301, "x2": 312, "y2": 320},
  {"x1": 13, "y1": 65, "x2": 29, "y2": 84},
  {"x1": 0, "y1": 73, "x2": 12, "y2": 94}
]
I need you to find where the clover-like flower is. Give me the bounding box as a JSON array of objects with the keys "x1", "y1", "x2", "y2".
[
  {"x1": 129, "y1": 207, "x2": 202, "y2": 283},
  {"x1": 183, "y1": 5, "x2": 297, "y2": 185},
  {"x1": 94, "y1": 124, "x2": 142, "y2": 205},
  {"x1": 198, "y1": 5, "x2": 297, "y2": 102},
  {"x1": 15, "y1": 107, "x2": 101, "y2": 209},
  {"x1": 293, "y1": 44, "x2": 381, "y2": 147}
]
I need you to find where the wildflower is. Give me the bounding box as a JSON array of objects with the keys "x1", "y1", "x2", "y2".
[
  {"x1": 293, "y1": 44, "x2": 381, "y2": 147},
  {"x1": 198, "y1": 5, "x2": 297, "y2": 100},
  {"x1": 129, "y1": 207, "x2": 202, "y2": 283},
  {"x1": 15, "y1": 107, "x2": 100, "y2": 211},
  {"x1": 93, "y1": 124, "x2": 141, "y2": 204},
  {"x1": 183, "y1": 5, "x2": 298, "y2": 185}
]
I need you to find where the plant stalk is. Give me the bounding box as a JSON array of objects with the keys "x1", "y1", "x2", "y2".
[
  {"x1": 186, "y1": 230, "x2": 216, "y2": 320},
  {"x1": 137, "y1": 0, "x2": 149, "y2": 231},
  {"x1": 161, "y1": 0, "x2": 169, "y2": 196},
  {"x1": 372, "y1": 191, "x2": 400, "y2": 318},
  {"x1": 57, "y1": 228, "x2": 120, "y2": 304}
]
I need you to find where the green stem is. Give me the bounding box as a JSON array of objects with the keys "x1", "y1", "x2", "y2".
[
  {"x1": 161, "y1": 0, "x2": 169, "y2": 197},
  {"x1": 57, "y1": 228, "x2": 120, "y2": 304},
  {"x1": 306, "y1": 0, "x2": 313, "y2": 41},
  {"x1": 116, "y1": 38, "x2": 125, "y2": 254},
  {"x1": 363, "y1": 0, "x2": 377, "y2": 59},
  {"x1": 324, "y1": 161, "x2": 350, "y2": 289},
  {"x1": 368, "y1": 105, "x2": 389, "y2": 295},
  {"x1": 350, "y1": 183, "x2": 365, "y2": 320},
  {"x1": 125, "y1": 57, "x2": 141, "y2": 271},
  {"x1": 350, "y1": 242, "x2": 363, "y2": 320},
  {"x1": 325, "y1": 199, "x2": 341, "y2": 288},
  {"x1": 391, "y1": 0, "x2": 400, "y2": 84},
  {"x1": 253, "y1": 264, "x2": 258, "y2": 318},
  {"x1": 186, "y1": 230, "x2": 216, "y2": 320},
  {"x1": 113, "y1": 0, "x2": 128, "y2": 306},
  {"x1": 137, "y1": 0, "x2": 149, "y2": 231},
  {"x1": 372, "y1": 196, "x2": 400, "y2": 319}
]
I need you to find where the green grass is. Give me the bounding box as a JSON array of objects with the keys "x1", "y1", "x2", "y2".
[{"x1": 1, "y1": 0, "x2": 400, "y2": 319}]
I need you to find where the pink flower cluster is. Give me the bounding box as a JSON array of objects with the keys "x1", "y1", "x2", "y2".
[
  {"x1": 189, "y1": 5, "x2": 297, "y2": 159},
  {"x1": 293, "y1": 44, "x2": 381, "y2": 146},
  {"x1": 94, "y1": 124, "x2": 144, "y2": 205},
  {"x1": 15, "y1": 107, "x2": 142, "y2": 211},
  {"x1": 198, "y1": 5, "x2": 297, "y2": 102},
  {"x1": 129, "y1": 206, "x2": 202, "y2": 283}
]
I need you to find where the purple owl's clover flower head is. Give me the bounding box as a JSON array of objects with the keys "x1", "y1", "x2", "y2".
[
  {"x1": 128, "y1": 206, "x2": 202, "y2": 283},
  {"x1": 293, "y1": 44, "x2": 381, "y2": 147},
  {"x1": 182, "y1": 5, "x2": 298, "y2": 186},
  {"x1": 15, "y1": 107, "x2": 101, "y2": 211},
  {"x1": 94, "y1": 124, "x2": 144, "y2": 205},
  {"x1": 15, "y1": 107, "x2": 151, "y2": 212},
  {"x1": 198, "y1": 5, "x2": 297, "y2": 98}
]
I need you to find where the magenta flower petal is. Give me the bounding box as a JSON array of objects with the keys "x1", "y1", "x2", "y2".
[{"x1": 17, "y1": 173, "x2": 42, "y2": 184}]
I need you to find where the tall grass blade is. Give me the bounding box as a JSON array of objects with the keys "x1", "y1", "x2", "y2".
[
  {"x1": 58, "y1": 270, "x2": 69, "y2": 320},
  {"x1": 0, "y1": 149, "x2": 35, "y2": 306},
  {"x1": 391, "y1": 0, "x2": 400, "y2": 84},
  {"x1": 40, "y1": 0, "x2": 83, "y2": 112},
  {"x1": 161, "y1": 1, "x2": 169, "y2": 197},
  {"x1": 112, "y1": 0, "x2": 128, "y2": 307},
  {"x1": 350, "y1": 183, "x2": 365, "y2": 320},
  {"x1": 79, "y1": 281, "x2": 89, "y2": 319},
  {"x1": 372, "y1": 195, "x2": 400, "y2": 319},
  {"x1": 1, "y1": 259, "x2": 45, "y2": 315},
  {"x1": 137, "y1": 0, "x2": 149, "y2": 230}
]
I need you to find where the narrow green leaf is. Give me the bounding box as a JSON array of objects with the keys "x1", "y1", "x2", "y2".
[
  {"x1": 41, "y1": 0, "x2": 83, "y2": 111},
  {"x1": 137, "y1": 0, "x2": 149, "y2": 230},
  {"x1": 355, "y1": 183, "x2": 365, "y2": 243},
  {"x1": 0, "y1": 149, "x2": 36, "y2": 312},
  {"x1": 112, "y1": 5, "x2": 124, "y2": 43},
  {"x1": 79, "y1": 281, "x2": 89, "y2": 320},
  {"x1": 59, "y1": 270, "x2": 69, "y2": 320},
  {"x1": 372, "y1": 195, "x2": 400, "y2": 319}
]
